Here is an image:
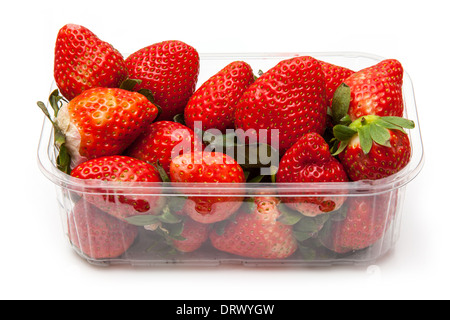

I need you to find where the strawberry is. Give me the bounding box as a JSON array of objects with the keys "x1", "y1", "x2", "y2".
[
  {"x1": 332, "y1": 59, "x2": 404, "y2": 123},
  {"x1": 234, "y1": 56, "x2": 327, "y2": 154},
  {"x1": 38, "y1": 88, "x2": 159, "y2": 171},
  {"x1": 329, "y1": 58, "x2": 414, "y2": 181},
  {"x1": 70, "y1": 155, "x2": 166, "y2": 222},
  {"x1": 171, "y1": 217, "x2": 211, "y2": 253},
  {"x1": 169, "y1": 151, "x2": 246, "y2": 224},
  {"x1": 54, "y1": 24, "x2": 128, "y2": 101},
  {"x1": 125, "y1": 40, "x2": 200, "y2": 121},
  {"x1": 333, "y1": 115, "x2": 413, "y2": 181},
  {"x1": 125, "y1": 121, "x2": 202, "y2": 176},
  {"x1": 321, "y1": 193, "x2": 397, "y2": 254},
  {"x1": 318, "y1": 60, "x2": 354, "y2": 108},
  {"x1": 184, "y1": 61, "x2": 255, "y2": 133},
  {"x1": 276, "y1": 132, "x2": 349, "y2": 216},
  {"x1": 68, "y1": 200, "x2": 139, "y2": 259},
  {"x1": 209, "y1": 197, "x2": 298, "y2": 259}
]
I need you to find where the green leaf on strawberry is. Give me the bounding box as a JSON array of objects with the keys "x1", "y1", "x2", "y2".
[
  {"x1": 333, "y1": 115, "x2": 414, "y2": 155},
  {"x1": 293, "y1": 214, "x2": 331, "y2": 242},
  {"x1": 147, "y1": 161, "x2": 171, "y2": 182},
  {"x1": 119, "y1": 78, "x2": 142, "y2": 91},
  {"x1": 125, "y1": 215, "x2": 162, "y2": 227},
  {"x1": 163, "y1": 222, "x2": 186, "y2": 241},
  {"x1": 173, "y1": 113, "x2": 186, "y2": 126},
  {"x1": 277, "y1": 199, "x2": 346, "y2": 245},
  {"x1": 125, "y1": 206, "x2": 182, "y2": 226},
  {"x1": 277, "y1": 203, "x2": 304, "y2": 226},
  {"x1": 331, "y1": 83, "x2": 352, "y2": 125},
  {"x1": 125, "y1": 201, "x2": 188, "y2": 242},
  {"x1": 159, "y1": 207, "x2": 184, "y2": 224},
  {"x1": 369, "y1": 123, "x2": 391, "y2": 147},
  {"x1": 332, "y1": 125, "x2": 357, "y2": 141},
  {"x1": 56, "y1": 145, "x2": 71, "y2": 175},
  {"x1": 358, "y1": 123, "x2": 372, "y2": 154},
  {"x1": 381, "y1": 116, "x2": 416, "y2": 130},
  {"x1": 37, "y1": 90, "x2": 71, "y2": 174}
]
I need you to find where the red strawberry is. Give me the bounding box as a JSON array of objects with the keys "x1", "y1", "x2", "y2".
[
  {"x1": 332, "y1": 59, "x2": 404, "y2": 123},
  {"x1": 39, "y1": 88, "x2": 159, "y2": 171},
  {"x1": 322, "y1": 193, "x2": 397, "y2": 254},
  {"x1": 125, "y1": 40, "x2": 200, "y2": 121},
  {"x1": 234, "y1": 56, "x2": 327, "y2": 154},
  {"x1": 319, "y1": 60, "x2": 354, "y2": 108},
  {"x1": 71, "y1": 155, "x2": 166, "y2": 222},
  {"x1": 171, "y1": 217, "x2": 210, "y2": 253},
  {"x1": 333, "y1": 115, "x2": 413, "y2": 181},
  {"x1": 184, "y1": 61, "x2": 255, "y2": 133},
  {"x1": 68, "y1": 200, "x2": 139, "y2": 259},
  {"x1": 169, "y1": 151, "x2": 246, "y2": 224},
  {"x1": 276, "y1": 132, "x2": 348, "y2": 216},
  {"x1": 125, "y1": 121, "x2": 202, "y2": 176},
  {"x1": 210, "y1": 197, "x2": 298, "y2": 259},
  {"x1": 54, "y1": 24, "x2": 128, "y2": 101}
]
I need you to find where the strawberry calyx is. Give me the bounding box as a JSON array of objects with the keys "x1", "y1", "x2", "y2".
[
  {"x1": 331, "y1": 115, "x2": 415, "y2": 155},
  {"x1": 119, "y1": 78, "x2": 142, "y2": 91},
  {"x1": 276, "y1": 201, "x2": 334, "y2": 244},
  {"x1": 147, "y1": 161, "x2": 171, "y2": 182},
  {"x1": 37, "y1": 89, "x2": 71, "y2": 174},
  {"x1": 253, "y1": 69, "x2": 264, "y2": 81},
  {"x1": 330, "y1": 83, "x2": 352, "y2": 126}
]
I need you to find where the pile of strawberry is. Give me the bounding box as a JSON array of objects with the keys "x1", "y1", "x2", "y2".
[{"x1": 38, "y1": 24, "x2": 415, "y2": 262}]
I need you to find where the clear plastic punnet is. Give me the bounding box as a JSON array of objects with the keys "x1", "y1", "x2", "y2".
[{"x1": 37, "y1": 52, "x2": 424, "y2": 267}]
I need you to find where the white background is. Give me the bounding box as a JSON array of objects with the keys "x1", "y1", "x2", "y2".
[{"x1": 1, "y1": 0, "x2": 448, "y2": 300}]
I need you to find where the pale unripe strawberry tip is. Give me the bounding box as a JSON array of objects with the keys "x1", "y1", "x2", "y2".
[{"x1": 55, "y1": 101, "x2": 87, "y2": 169}]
